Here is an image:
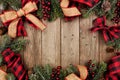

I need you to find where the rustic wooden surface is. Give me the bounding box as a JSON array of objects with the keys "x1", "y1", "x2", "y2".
[{"x1": 19, "y1": 15, "x2": 114, "y2": 69}]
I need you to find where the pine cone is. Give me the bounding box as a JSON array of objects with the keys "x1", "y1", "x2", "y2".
[
  {"x1": 106, "y1": 46, "x2": 115, "y2": 53},
  {"x1": 101, "y1": 0, "x2": 111, "y2": 12}
]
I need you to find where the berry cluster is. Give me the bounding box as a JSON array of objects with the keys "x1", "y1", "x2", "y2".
[
  {"x1": 86, "y1": 60, "x2": 96, "y2": 80},
  {"x1": 41, "y1": 0, "x2": 51, "y2": 20},
  {"x1": 112, "y1": 1, "x2": 120, "y2": 24},
  {"x1": 50, "y1": 66, "x2": 62, "y2": 80}
]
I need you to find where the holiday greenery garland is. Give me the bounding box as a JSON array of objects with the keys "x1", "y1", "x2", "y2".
[{"x1": 0, "y1": 0, "x2": 120, "y2": 80}]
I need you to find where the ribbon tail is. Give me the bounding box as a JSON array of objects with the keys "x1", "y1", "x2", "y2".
[
  {"x1": 103, "y1": 30, "x2": 109, "y2": 42},
  {"x1": 60, "y1": 0, "x2": 81, "y2": 17},
  {"x1": 62, "y1": 7, "x2": 81, "y2": 17},
  {"x1": 25, "y1": 14, "x2": 46, "y2": 30},
  {"x1": 73, "y1": 0, "x2": 100, "y2": 7},
  {"x1": 8, "y1": 18, "x2": 20, "y2": 38},
  {"x1": 1, "y1": 48, "x2": 28, "y2": 80},
  {"x1": 17, "y1": 19, "x2": 27, "y2": 37}
]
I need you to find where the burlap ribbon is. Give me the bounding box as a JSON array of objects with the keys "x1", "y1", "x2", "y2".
[
  {"x1": 60, "y1": 0, "x2": 81, "y2": 17},
  {"x1": 0, "y1": 1, "x2": 46, "y2": 38}
]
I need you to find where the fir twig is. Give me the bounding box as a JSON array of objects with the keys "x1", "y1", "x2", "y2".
[
  {"x1": 29, "y1": 65, "x2": 52, "y2": 80},
  {"x1": 0, "y1": 35, "x2": 27, "y2": 53},
  {"x1": 93, "y1": 62, "x2": 107, "y2": 80},
  {"x1": 0, "y1": 0, "x2": 21, "y2": 10},
  {"x1": 48, "y1": 0, "x2": 63, "y2": 21},
  {"x1": 6, "y1": 73, "x2": 16, "y2": 80},
  {"x1": 82, "y1": 1, "x2": 102, "y2": 18}
]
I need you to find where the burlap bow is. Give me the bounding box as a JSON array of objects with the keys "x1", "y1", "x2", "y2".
[{"x1": 0, "y1": 1, "x2": 46, "y2": 38}]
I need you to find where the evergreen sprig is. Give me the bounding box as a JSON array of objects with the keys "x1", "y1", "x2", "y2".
[
  {"x1": 37, "y1": 0, "x2": 63, "y2": 21},
  {"x1": 48, "y1": 0, "x2": 63, "y2": 21},
  {"x1": 82, "y1": 0, "x2": 117, "y2": 20},
  {"x1": 0, "y1": 35, "x2": 27, "y2": 53},
  {"x1": 29, "y1": 64, "x2": 78, "y2": 80},
  {"x1": 87, "y1": 61, "x2": 107, "y2": 80},
  {"x1": 59, "y1": 64, "x2": 79, "y2": 80},
  {"x1": 107, "y1": 38, "x2": 120, "y2": 49},
  {"x1": 29, "y1": 65, "x2": 52, "y2": 80},
  {"x1": 93, "y1": 62, "x2": 107, "y2": 80},
  {"x1": 6, "y1": 73, "x2": 16, "y2": 80},
  {"x1": 0, "y1": 0, "x2": 21, "y2": 10},
  {"x1": 0, "y1": 54, "x2": 3, "y2": 66}
]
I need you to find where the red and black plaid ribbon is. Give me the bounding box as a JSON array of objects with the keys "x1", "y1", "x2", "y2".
[
  {"x1": 2, "y1": 48, "x2": 28, "y2": 80},
  {"x1": 17, "y1": 19, "x2": 27, "y2": 37},
  {"x1": 91, "y1": 16, "x2": 120, "y2": 42},
  {"x1": 73, "y1": 0, "x2": 99, "y2": 7},
  {"x1": 106, "y1": 53, "x2": 120, "y2": 80},
  {"x1": 21, "y1": 0, "x2": 38, "y2": 6}
]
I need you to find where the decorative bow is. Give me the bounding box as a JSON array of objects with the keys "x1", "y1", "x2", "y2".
[
  {"x1": 60, "y1": 0, "x2": 99, "y2": 17},
  {"x1": 106, "y1": 53, "x2": 120, "y2": 80},
  {"x1": 91, "y1": 16, "x2": 120, "y2": 42},
  {"x1": 2, "y1": 48, "x2": 28, "y2": 80},
  {"x1": 0, "y1": 1, "x2": 46, "y2": 38}
]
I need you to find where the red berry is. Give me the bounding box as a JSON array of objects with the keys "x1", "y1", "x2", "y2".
[
  {"x1": 47, "y1": 15, "x2": 50, "y2": 18},
  {"x1": 47, "y1": 2, "x2": 51, "y2": 5},
  {"x1": 92, "y1": 64, "x2": 95, "y2": 67},
  {"x1": 42, "y1": 6, "x2": 45, "y2": 8},
  {"x1": 92, "y1": 74, "x2": 94, "y2": 77},
  {"x1": 48, "y1": 8, "x2": 51, "y2": 11},
  {"x1": 42, "y1": 1, "x2": 45, "y2": 5},
  {"x1": 57, "y1": 72, "x2": 60, "y2": 75},
  {"x1": 56, "y1": 77, "x2": 60, "y2": 80},
  {"x1": 57, "y1": 66, "x2": 62, "y2": 69},
  {"x1": 51, "y1": 74, "x2": 54, "y2": 77},
  {"x1": 44, "y1": 14, "x2": 47, "y2": 17}
]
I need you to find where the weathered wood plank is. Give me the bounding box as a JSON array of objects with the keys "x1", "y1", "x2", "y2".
[
  {"x1": 61, "y1": 18, "x2": 79, "y2": 68},
  {"x1": 80, "y1": 15, "x2": 99, "y2": 65},
  {"x1": 41, "y1": 19, "x2": 60, "y2": 67},
  {"x1": 23, "y1": 23, "x2": 37, "y2": 68}
]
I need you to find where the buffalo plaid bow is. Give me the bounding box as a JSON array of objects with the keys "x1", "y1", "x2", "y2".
[
  {"x1": 91, "y1": 16, "x2": 120, "y2": 42},
  {"x1": 106, "y1": 53, "x2": 120, "y2": 80},
  {"x1": 2, "y1": 48, "x2": 28, "y2": 80}
]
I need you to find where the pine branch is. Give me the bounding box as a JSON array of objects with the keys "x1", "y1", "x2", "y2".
[
  {"x1": 82, "y1": 0, "x2": 117, "y2": 20},
  {"x1": 10, "y1": 38, "x2": 27, "y2": 53},
  {"x1": 107, "y1": 38, "x2": 120, "y2": 49},
  {"x1": 93, "y1": 62, "x2": 107, "y2": 80},
  {"x1": 106, "y1": 0, "x2": 117, "y2": 20},
  {"x1": 6, "y1": 73, "x2": 16, "y2": 80},
  {"x1": 29, "y1": 65, "x2": 52, "y2": 80},
  {"x1": 0, "y1": 0, "x2": 21, "y2": 10},
  {"x1": 48, "y1": 0, "x2": 63, "y2": 21},
  {"x1": 0, "y1": 54, "x2": 3, "y2": 66},
  {"x1": 0, "y1": 35, "x2": 27, "y2": 53},
  {"x1": 82, "y1": 0, "x2": 102, "y2": 18}
]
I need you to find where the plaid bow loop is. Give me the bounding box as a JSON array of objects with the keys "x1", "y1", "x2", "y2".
[
  {"x1": 1, "y1": 48, "x2": 28, "y2": 80},
  {"x1": 73, "y1": 0, "x2": 99, "y2": 7},
  {"x1": 91, "y1": 16, "x2": 120, "y2": 42},
  {"x1": 106, "y1": 54, "x2": 120, "y2": 80}
]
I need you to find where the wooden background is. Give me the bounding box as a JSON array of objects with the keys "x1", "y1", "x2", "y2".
[{"x1": 21, "y1": 15, "x2": 115, "y2": 69}]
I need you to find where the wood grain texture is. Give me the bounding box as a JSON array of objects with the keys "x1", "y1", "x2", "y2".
[
  {"x1": 79, "y1": 15, "x2": 99, "y2": 65},
  {"x1": 41, "y1": 19, "x2": 61, "y2": 67},
  {"x1": 23, "y1": 23, "x2": 37, "y2": 68},
  {"x1": 61, "y1": 18, "x2": 79, "y2": 68}
]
